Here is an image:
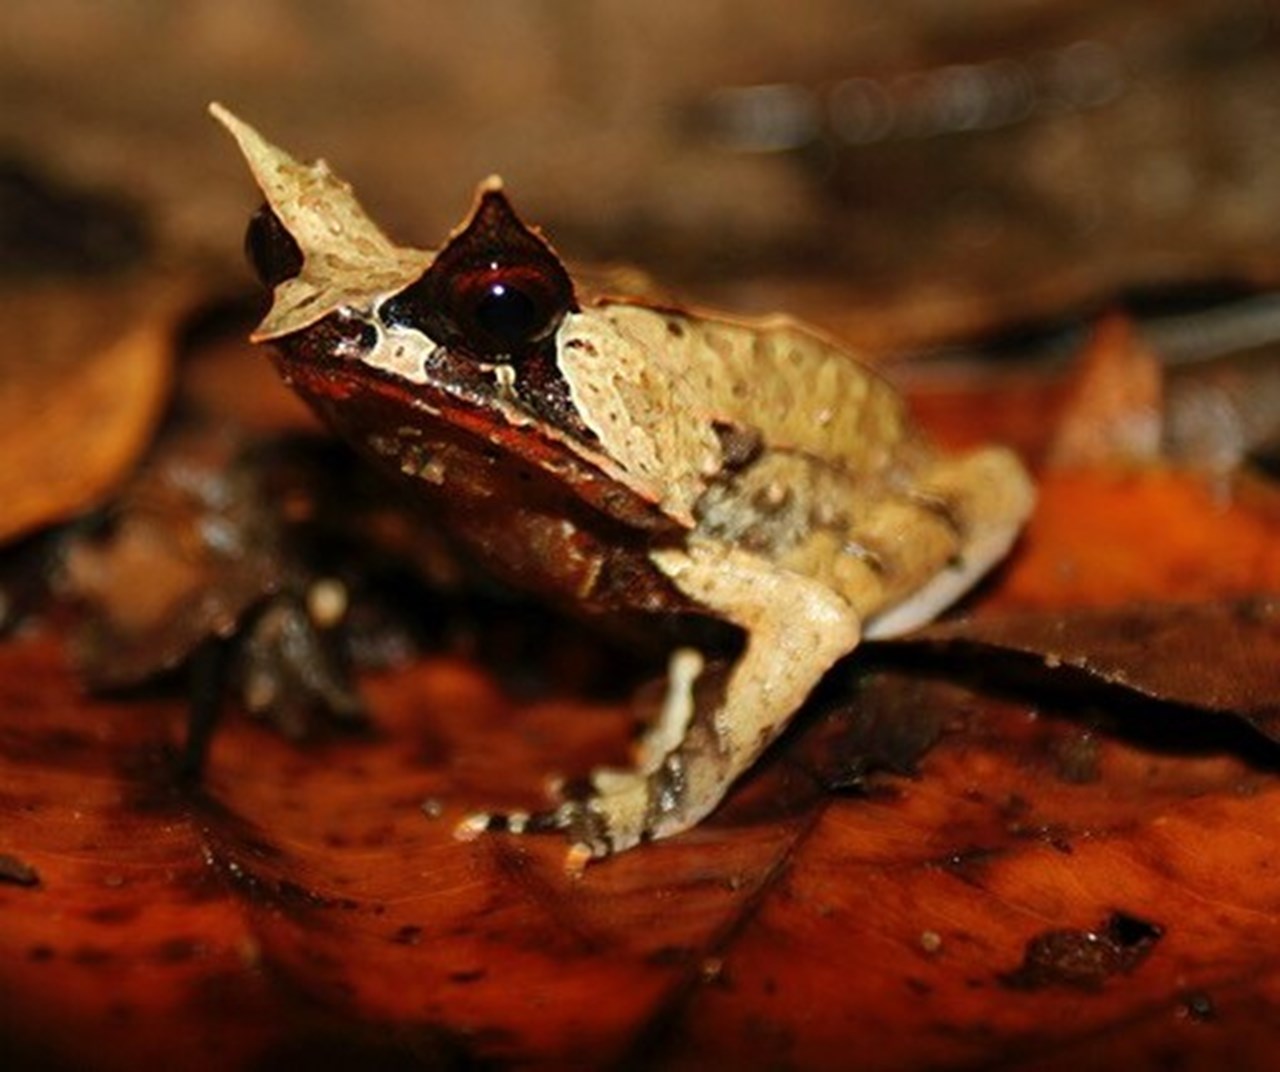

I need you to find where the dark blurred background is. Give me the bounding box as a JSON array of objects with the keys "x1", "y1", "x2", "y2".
[{"x1": 4, "y1": 0, "x2": 1280, "y2": 347}]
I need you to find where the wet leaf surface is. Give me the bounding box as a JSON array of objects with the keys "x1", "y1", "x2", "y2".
[{"x1": 5, "y1": 457, "x2": 1280, "y2": 1068}]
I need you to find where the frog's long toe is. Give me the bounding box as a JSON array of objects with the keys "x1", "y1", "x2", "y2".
[
  {"x1": 454, "y1": 766, "x2": 669, "y2": 871},
  {"x1": 454, "y1": 802, "x2": 608, "y2": 874}
]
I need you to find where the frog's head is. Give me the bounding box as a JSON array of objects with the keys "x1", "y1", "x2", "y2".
[{"x1": 211, "y1": 104, "x2": 673, "y2": 530}]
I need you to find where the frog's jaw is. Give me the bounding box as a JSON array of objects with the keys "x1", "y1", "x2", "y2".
[
  {"x1": 268, "y1": 332, "x2": 679, "y2": 538},
  {"x1": 268, "y1": 339, "x2": 693, "y2": 617}
]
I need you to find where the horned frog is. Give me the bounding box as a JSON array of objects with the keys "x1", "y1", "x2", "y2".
[{"x1": 212, "y1": 104, "x2": 1034, "y2": 871}]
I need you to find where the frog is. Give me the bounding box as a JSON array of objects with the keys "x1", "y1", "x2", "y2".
[{"x1": 211, "y1": 104, "x2": 1035, "y2": 870}]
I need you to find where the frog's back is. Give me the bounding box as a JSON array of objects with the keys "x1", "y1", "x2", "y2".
[
  {"x1": 682, "y1": 313, "x2": 920, "y2": 471},
  {"x1": 561, "y1": 300, "x2": 1034, "y2": 634},
  {"x1": 569, "y1": 302, "x2": 921, "y2": 476}
]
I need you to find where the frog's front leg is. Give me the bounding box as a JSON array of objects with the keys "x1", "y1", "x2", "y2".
[
  {"x1": 458, "y1": 540, "x2": 861, "y2": 870},
  {"x1": 632, "y1": 646, "x2": 705, "y2": 774}
]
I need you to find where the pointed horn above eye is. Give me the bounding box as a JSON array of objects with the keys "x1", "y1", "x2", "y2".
[
  {"x1": 209, "y1": 103, "x2": 434, "y2": 340},
  {"x1": 209, "y1": 103, "x2": 398, "y2": 257}
]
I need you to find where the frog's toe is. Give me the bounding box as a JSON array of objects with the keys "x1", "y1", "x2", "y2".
[
  {"x1": 453, "y1": 770, "x2": 656, "y2": 871},
  {"x1": 453, "y1": 798, "x2": 610, "y2": 853},
  {"x1": 454, "y1": 805, "x2": 562, "y2": 840}
]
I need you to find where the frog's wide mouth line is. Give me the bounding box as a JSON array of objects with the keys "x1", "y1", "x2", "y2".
[{"x1": 268, "y1": 343, "x2": 678, "y2": 534}]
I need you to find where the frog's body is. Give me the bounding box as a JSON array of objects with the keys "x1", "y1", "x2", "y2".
[{"x1": 213, "y1": 105, "x2": 1035, "y2": 868}]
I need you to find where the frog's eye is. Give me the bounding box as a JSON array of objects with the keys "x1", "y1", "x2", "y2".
[
  {"x1": 380, "y1": 184, "x2": 576, "y2": 360},
  {"x1": 446, "y1": 261, "x2": 567, "y2": 354},
  {"x1": 245, "y1": 203, "x2": 303, "y2": 287}
]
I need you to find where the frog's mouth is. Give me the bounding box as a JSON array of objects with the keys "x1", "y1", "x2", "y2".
[{"x1": 267, "y1": 329, "x2": 680, "y2": 537}]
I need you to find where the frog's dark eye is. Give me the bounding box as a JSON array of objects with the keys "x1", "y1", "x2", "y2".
[
  {"x1": 380, "y1": 185, "x2": 576, "y2": 360},
  {"x1": 245, "y1": 203, "x2": 303, "y2": 288},
  {"x1": 447, "y1": 262, "x2": 566, "y2": 354}
]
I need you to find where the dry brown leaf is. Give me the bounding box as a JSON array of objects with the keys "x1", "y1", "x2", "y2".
[
  {"x1": 992, "y1": 468, "x2": 1280, "y2": 611},
  {"x1": 0, "y1": 280, "x2": 180, "y2": 543},
  {"x1": 178, "y1": 308, "x2": 321, "y2": 434},
  {"x1": 1046, "y1": 313, "x2": 1163, "y2": 468},
  {"x1": 908, "y1": 598, "x2": 1280, "y2": 731},
  {"x1": 62, "y1": 424, "x2": 281, "y2": 688}
]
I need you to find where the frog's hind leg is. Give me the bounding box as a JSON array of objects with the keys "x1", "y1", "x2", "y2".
[
  {"x1": 457, "y1": 540, "x2": 861, "y2": 871},
  {"x1": 864, "y1": 445, "x2": 1034, "y2": 640}
]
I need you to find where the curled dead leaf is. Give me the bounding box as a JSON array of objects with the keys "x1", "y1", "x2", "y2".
[{"x1": 907, "y1": 597, "x2": 1280, "y2": 734}]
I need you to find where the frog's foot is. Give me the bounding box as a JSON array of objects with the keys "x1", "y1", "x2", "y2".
[
  {"x1": 456, "y1": 541, "x2": 863, "y2": 872},
  {"x1": 455, "y1": 746, "x2": 722, "y2": 875},
  {"x1": 453, "y1": 795, "x2": 627, "y2": 876},
  {"x1": 454, "y1": 647, "x2": 717, "y2": 872}
]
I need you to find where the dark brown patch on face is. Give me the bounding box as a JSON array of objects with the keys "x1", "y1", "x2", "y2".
[
  {"x1": 375, "y1": 188, "x2": 596, "y2": 444},
  {"x1": 264, "y1": 345, "x2": 693, "y2": 615},
  {"x1": 272, "y1": 329, "x2": 671, "y2": 531}
]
